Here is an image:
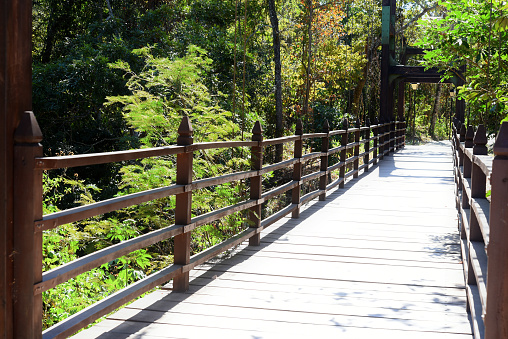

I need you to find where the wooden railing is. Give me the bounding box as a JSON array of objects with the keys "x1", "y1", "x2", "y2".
[
  {"x1": 452, "y1": 120, "x2": 508, "y2": 339},
  {"x1": 13, "y1": 111, "x2": 405, "y2": 338}
]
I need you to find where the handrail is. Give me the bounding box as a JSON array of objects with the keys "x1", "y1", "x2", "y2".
[
  {"x1": 12, "y1": 112, "x2": 406, "y2": 338},
  {"x1": 451, "y1": 120, "x2": 508, "y2": 339}
]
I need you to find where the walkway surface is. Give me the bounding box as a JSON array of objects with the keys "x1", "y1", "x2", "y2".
[{"x1": 75, "y1": 142, "x2": 472, "y2": 339}]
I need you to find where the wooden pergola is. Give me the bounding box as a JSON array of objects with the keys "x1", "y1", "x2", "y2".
[{"x1": 379, "y1": 0, "x2": 465, "y2": 123}]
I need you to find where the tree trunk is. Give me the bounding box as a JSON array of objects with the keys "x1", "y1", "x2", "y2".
[
  {"x1": 352, "y1": 42, "x2": 370, "y2": 120},
  {"x1": 303, "y1": 0, "x2": 312, "y2": 121},
  {"x1": 429, "y1": 83, "x2": 442, "y2": 139},
  {"x1": 268, "y1": 0, "x2": 283, "y2": 162}
]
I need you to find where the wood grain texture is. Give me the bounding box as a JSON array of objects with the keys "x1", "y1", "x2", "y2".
[{"x1": 74, "y1": 142, "x2": 472, "y2": 339}]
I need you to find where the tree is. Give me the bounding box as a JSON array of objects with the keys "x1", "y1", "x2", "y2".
[
  {"x1": 268, "y1": 0, "x2": 284, "y2": 162},
  {"x1": 418, "y1": 0, "x2": 508, "y2": 130}
]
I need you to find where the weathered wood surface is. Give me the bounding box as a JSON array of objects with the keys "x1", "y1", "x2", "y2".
[{"x1": 74, "y1": 142, "x2": 471, "y2": 339}]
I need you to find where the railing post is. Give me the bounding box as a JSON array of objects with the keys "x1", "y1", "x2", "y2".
[
  {"x1": 173, "y1": 116, "x2": 193, "y2": 292},
  {"x1": 485, "y1": 121, "x2": 508, "y2": 339},
  {"x1": 390, "y1": 119, "x2": 395, "y2": 153},
  {"x1": 339, "y1": 118, "x2": 348, "y2": 188},
  {"x1": 292, "y1": 119, "x2": 303, "y2": 218},
  {"x1": 13, "y1": 111, "x2": 43, "y2": 338},
  {"x1": 453, "y1": 122, "x2": 461, "y2": 210},
  {"x1": 469, "y1": 125, "x2": 487, "y2": 242},
  {"x1": 353, "y1": 119, "x2": 360, "y2": 178},
  {"x1": 460, "y1": 123, "x2": 466, "y2": 142},
  {"x1": 459, "y1": 123, "x2": 466, "y2": 166},
  {"x1": 319, "y1": 120, "x2": 330, "y2": 201},
  {"x1": 402, "y1": 119, "x2": 406, "y2": 147},
  {"x1": 249, "y1": 122, "x2": 263, "y2": 246},
  {"x1": 379, "y1": 117, "x2": 385, "y2": 160},
  {"x1": 364, "y1": 118, "x2": 371, "y2": 172},
  {"x1": 461, "y1": 125, "x2": 474, "y2": 210},
  {"x1": 373, "y1": 118, "x2": 378, "y2": 165}
]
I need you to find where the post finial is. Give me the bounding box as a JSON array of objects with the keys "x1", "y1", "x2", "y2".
[
  {"x1": 177, "y1": 116, "x2": 194, "y2": 146},
  {"x1": 473, "y1": 124, "x2": 488, "y2": 155},
  {"x1": 366, "y1": 117, "x2": 371, "y2": 127},
  {"x1": 295, "y1": 119, "x2": 303, "y2": 135},
  {"x1": 459, "y1": 123, "x2": 466, "y2": 142},
  {"x1": 355, "y1": 118, "x2": 360, "y2": 128},
  {"x1": 494, "y1": 122, "x2": 508, "y2": 156},
  {"x1": 342, "y1": 118, "x2": 349, "y2": 130},
  {"x1": 14, "y1": 111, "x2": 43, "y2": 144},
  {"x1": 373, "y1": 117, "x2": 379, "y2": 125},
  {"x1": 322, "y1": 120, "x2": 330, "y2": 133},
  {"x1": 465, "y1": 125, "x2": 474, "y2": 148},
  {"x1": 252, "y1": 121, "x2": 263, "y2": 142}
]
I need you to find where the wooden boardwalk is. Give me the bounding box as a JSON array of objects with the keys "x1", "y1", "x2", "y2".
[{"x1": 75, "y1": 142, "x2": 472, "y2": 339}]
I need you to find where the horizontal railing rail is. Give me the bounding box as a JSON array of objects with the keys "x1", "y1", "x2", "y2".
[
  {"x1": 452, "y1": 120, "x2": 508, "y2": 339},
  {"x1": 13, "y1": 112, "x2": 406, "y2": 338}
]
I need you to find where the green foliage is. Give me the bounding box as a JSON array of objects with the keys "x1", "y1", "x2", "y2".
[
  {"x1": 107, "y1": 45, "x2": 249, "y2": 262},
  {"x1": 418, "y1": 0, "x2": 508, "y2": 131}
]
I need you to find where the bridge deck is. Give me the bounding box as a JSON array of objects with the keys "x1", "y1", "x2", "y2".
[{"x1": 75, "y1": 142, "x2": 472, "y2": 339}]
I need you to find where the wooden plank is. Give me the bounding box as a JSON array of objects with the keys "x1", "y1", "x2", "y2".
[
  {"x1": 190, "y1": 256, "x2": 465, "y2": 288},
  {"x1": 37, "y1": 224, "x2": 185, "y2": 294},
  {"x1": 187, "y1": 276, "x2": 467, "y2": 305},
  {"x1": 75, "y1": 318, "x2": 473, "y2": 339},
  {"x1": 38, "y1": 184, "x2": 186, "y2": 231},
  {"x1": 104, "y1": 305, "x2": 471, "y2": 334},
  {"x1": 188, "y1": 267, "x2": 467, "y2": 298}
]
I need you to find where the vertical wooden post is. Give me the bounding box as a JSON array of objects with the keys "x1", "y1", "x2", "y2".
[
  {"x1": 1, "y1": 0, "x2": 33, "y2": 337},
  {"x1": 461, "y1": 126, "x2": 474, "y2": 210},
  {"x1": 292, "y1": 120, "x2": 303, "y2": 218},
  {"x1": 364, "y1": 118, "x2": 371, "y2": 172},
  {"x1": 13, "y1": 112, "x2": 43, "y2": 338},
  {"x1": 339, "y1": 118, "x2": 348, "y2": 188},
  {"x1": 402, "y1": 119, "x2": 406, "y2": 147},
  {"x1": 469, "y1": 125, "x2": 487, "y2": 242},
  {"x1": 452, "y1": 122, "x2": 461, "y2": 210},
  {"x1": 459, "y1": 123, "x2": 466, "y2": 142},
  {"x1": 319, "y1": 120, "x2": 330, "y2": 201},
  {"x1": 173, "y1": 116, "x2": 193, "y2": 292},
  {"x1": 379, "y1": 118, "x2": 385, "y2": 160},
  {"x1": 389, "y1": 119, "x2": 395, "y2": 153},
  {"x1": 473, "y1": 125, "x2": 488, "y2": 156},
  {"x1": 249, "y1": 122, "x2": 263, "y2": 246},
  {"x1": 459, "y1": 123, "x2": 466, "y2": 166},
  {"x1": 353, "y1": 119, "x2": 360, "y2": 178},
  {"x1": 373, "y1": 118, "x2": 378, "y2": 165},
  {"x1": 485, "y1": 122, "x2": 508, "y2": 339}
]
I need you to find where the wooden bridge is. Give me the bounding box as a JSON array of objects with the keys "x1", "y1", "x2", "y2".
[
  {"x1": 2, "y1": 2, "x2": 508, "y2": 337},
  {"x1": 2, "y1": 113, "x2": 506, "y2": 339},
  {"x1": 73, "y1": 141, "x2": 471, "y2": 339}
]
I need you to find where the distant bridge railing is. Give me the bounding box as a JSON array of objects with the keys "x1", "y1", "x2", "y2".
[
  {"x1": 13, "y1": 112, "x2": 405, "y2": 338},
  {"x1": 452, "y1": 120, "x2": 508, "y2": 339}
]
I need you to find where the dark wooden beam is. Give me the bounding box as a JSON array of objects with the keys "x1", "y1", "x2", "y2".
[
  {"x1": 405, "y1": 47, "x2": 426, "y2": 55},
  {"x1": 403, "y1": 77, "x2": 454, "y2": 84},
  {"x1": 1, "y1": 0, "x2": 33, "y2": 338},
  {"x1": 390, "y1": 65, "x2": 443, "y2": 77}
]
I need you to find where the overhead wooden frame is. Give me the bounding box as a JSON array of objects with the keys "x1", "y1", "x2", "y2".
[{"x1": 380, "y1": 0, "x2": 465, "y2": 123}]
